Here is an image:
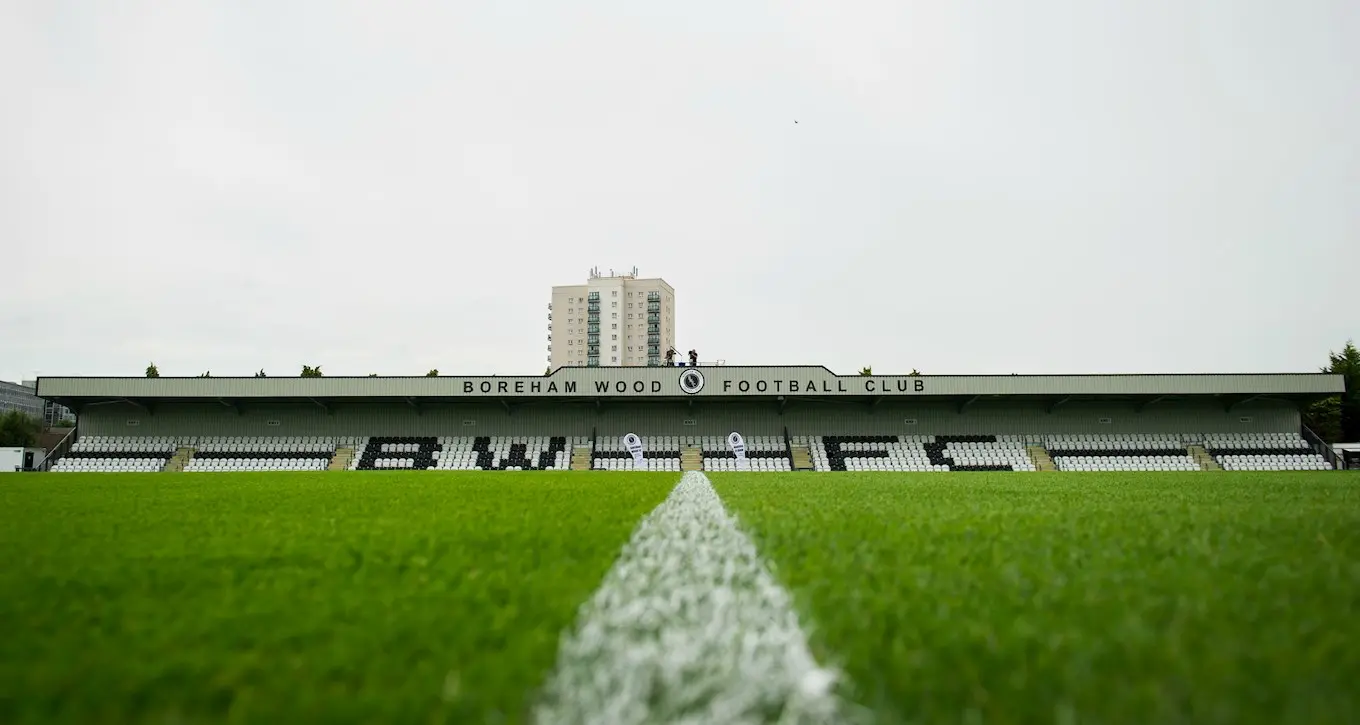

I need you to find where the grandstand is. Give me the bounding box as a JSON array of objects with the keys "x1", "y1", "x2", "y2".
[{"x1": 35, "y1": 366, "x2": 1348, "y2": 472}]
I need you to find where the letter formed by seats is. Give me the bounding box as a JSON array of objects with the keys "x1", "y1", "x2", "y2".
[
  {"x1": 728, "y1": 431, "x2": 750, "y2": 470},
  {"x1": 623, "y1": 433, "x2": 645, "y2": 469}
]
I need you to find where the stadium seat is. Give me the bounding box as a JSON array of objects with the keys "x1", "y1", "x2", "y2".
[
  {"x1": 183, "y1": 435, "x2": 342, "y2": 473},
  {"x1": 50, "y1": 435, "x2": 179, "y2": 473},
  {"x1": 432, "y1": 436, "x2": 579, "y2": 471},
  {"x1": 699, "y1": 435, "x2": 791, "y2": 472},
  {"x1": 790, "y1": 434, "x2": 1036, "y2": 472},
  {"x1": 1046, "y1": 434, "x2": 1198, "y2": 472},
  {"x1": 1205, "y1": 432, "x2": 1333, "y2": 471},
  {"x1": 350, "y1": 435, "x2": 581, "y2": 471},
  {"x1": 593, "y1": 435, "x2": 681, "y2": 471}
]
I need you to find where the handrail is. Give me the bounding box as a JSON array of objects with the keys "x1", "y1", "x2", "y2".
[
  {"x1": 36, "y1": 426, "x2": 78, "y2": 471},
  {"x1": 1301, "y1": 424, "x2": 1343, "y2": 470}
]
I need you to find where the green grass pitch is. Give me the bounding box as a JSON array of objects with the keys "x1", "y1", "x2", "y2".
[{"x1": 2, "y1": 471, "x2": 1358, "y2": 724}]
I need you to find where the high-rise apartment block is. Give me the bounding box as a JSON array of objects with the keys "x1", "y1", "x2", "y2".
[{"x1": 548, "y1": 268, "x2": 676, "y2": 369}]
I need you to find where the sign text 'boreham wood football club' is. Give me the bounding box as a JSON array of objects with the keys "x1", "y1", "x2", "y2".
[{"x1": 457, "y1": 372, "x2": 926, "y2": 396}]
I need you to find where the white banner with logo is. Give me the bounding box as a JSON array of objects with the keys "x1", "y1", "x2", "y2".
[
  {"x1": 728, "y1": 431, "x2": 750, "y2": 470},
  {"x1": 622, "y1": 433, "x2": 645, "y2": 468}
]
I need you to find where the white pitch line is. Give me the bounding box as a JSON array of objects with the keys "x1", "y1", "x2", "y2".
[{"x1": 533, "y1": 471, "x2": 848, "y2": 725}]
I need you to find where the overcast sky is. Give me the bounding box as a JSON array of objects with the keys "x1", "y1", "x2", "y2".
[{"x1": 2, "y1": 0, "x2": 1356, "y2": 382}]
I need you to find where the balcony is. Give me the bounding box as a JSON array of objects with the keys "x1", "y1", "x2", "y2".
[
  {"x1": 646, "y1": 303, "x2": 660, "y2": 312},
  {"x1": 647, "y1": 325, "x2": 659, "y2": 334},
  {"x1": 647, "y1": 292, "x2": 660, "y2": 301},
  {"x1": 647, "y1": 357, "x2": 661, "y2": 366},
  {"x1": 588, "y1": 347, "x2": 600, "y2": 356},
  {"x1": 588, "y1": 292, "x2": 600, "y2": 301}
]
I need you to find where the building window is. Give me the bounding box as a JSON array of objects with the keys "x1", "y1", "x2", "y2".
[
  {"x1": 612, "y1": 313, "x2": 618, "y2": 319},
  {"x1": 611, "y1": 356, "x2": 618, "y2": 362},
  {"x1": 611, "y1": 323, "x2": 618, "y2": 329},
  {"x1": 612, "y1": 301, "x2": 618, "y2": 307},
  {"x1": 612, "y1": 290, "x2": 618, "y2": 296},
  {"x1": 612, "y1": 335, "x2": 618, "y2": 341},
  {"x1": 612, "y1": 345, "x2": 618, "y2": 351}
]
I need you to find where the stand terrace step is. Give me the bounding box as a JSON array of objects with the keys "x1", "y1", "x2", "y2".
[
  {"x1": 1187, "y1": 444, "x2": 1222, "y2": 471},
  {"x1": 681, "y1": 445, "x2": 704, "y2": 472},
  {"x1": 570, "y1": 446, "x2": 594, "y2": 471},
  {"x1": 163, "y1": 446, "x2": 196, "y2": 473},
  {"x1": 327, "y1": 446, "x2": 355, "y2": 471},
  {"x1": 1026, "y1": 444, "x2": 1057, "y2": 472}
]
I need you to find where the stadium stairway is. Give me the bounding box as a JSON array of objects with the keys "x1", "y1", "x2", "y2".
[
  {"x1": 570, "y1": 446, "x2": 593, "y2": 471},
  {"x1": 328, "y1": 446, "x2": 356, "y2": 471},
  {"x1": 163, "y1": 446, "x2": 195, "y2": 473},
  {"x1": 681, "y1": 445, "x2": 703, "y2": 471},
  {"x1": 790, "y1": 444, "x2": 815, "y2": 471},
  {"x1": 1027, "y1": 444, "x2": 1057, "y2": 472},
  {"x1": 1187, "y1": 444, "x2": 1223, "y2": 471}
]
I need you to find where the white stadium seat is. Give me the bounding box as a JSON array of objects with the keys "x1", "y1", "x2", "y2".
[
  {"x1": 50, "y1": 435, "x2": 178, "y2": 473},
  {"x1": 700, "y1": 435, "x2": 792, "y2": 472},
  {"x1": 46, "y1": 430, "x2": 1337, "y2": 474},
  {"x1": 183, "y1": 435, "x2": 340, "y2": 473},
  {"x1": 1046, "y1": 434, "x2": 1198, "y2": 472},
  {"x1": 791, "y1": 434, "x2": 1036, "y2": 472},
  {"x1": 593, "y1": 435, "x2": 681, "y2": 472},
  {"x1": 432, "y1": 436, "x2": 583, "y2": 471},
  {"x1": 1205, "y1": 432, "x2": 1332, "y2": 471},
  {"x1": 349, "y1": 435, "x2": 584, "y2": 471}
]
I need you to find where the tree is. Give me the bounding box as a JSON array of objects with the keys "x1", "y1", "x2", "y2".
[
  {"x1": 145, "y1": 363, "x2": 160, "y2": 378},
  {"x1": 301, "y1": 365, "x2": 323, "y2": 378},
  {"x1": 1332, "y1": 340, "x2": 1360, "y2": 442},
  {"x1": 426, "y1": 369, "x2": 439, "y2": 377},
  {"x1": 909, "y1": 369, "x2": 921, "y2": 376},
  {"x1": 1304, "y1": 396, "x2": 1342, "y2": 444},
  {"x1": 255, "y1": 369, "x2": 267, "y2": 378},
  {"x1": 198, "y1": 371, "x2": 211, "y2": 377},
  {"x1": 369, "y1": 373, "x2": 378, "y2": 377},
  {"x1": 1304, "y1": 340, "x2": 1360, "y2": 443},
  {"x1": 0, "y1": 410, "x2": 41, "y2": 447},
  {"x1": 545, "y1": 366, "x2": 552, "y2": 375},
  {"x1": 859, "y1": 366, "x2": 872, "y2": 376}
]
